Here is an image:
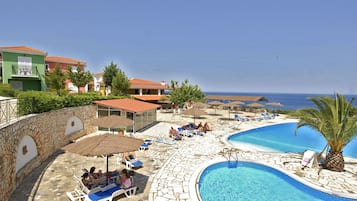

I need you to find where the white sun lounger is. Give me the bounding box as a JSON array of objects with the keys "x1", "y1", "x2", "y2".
[{"x1": 301, "y1": 150, "x2": 318, "y2": 168}]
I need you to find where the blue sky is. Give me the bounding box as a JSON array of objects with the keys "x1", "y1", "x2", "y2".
[{"x1": 1, "y1": 0, "x2": 357, "y2": 94}]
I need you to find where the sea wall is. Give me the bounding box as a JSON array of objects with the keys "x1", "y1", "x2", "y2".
[{"x1": 0, "y1": 105, "x2": 97, "y2": 201}]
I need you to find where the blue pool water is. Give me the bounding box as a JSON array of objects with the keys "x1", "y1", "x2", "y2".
[
  {"x1": 228, "y1": 122, "x2": 357, "y2": 158},
  {"x1": 198, "y1": 161, "x2": 356, "y2": 201}
]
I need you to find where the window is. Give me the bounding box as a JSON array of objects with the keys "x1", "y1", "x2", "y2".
[
  {"x1": 18, "y1": 56, "x2": 32, "y2": 75},
  {"x1": 71, "y1": 66, "x2": 77, "y2": 73},
  {"x1": 45, "y1": 64, "x2": 50, "y2": 72}
]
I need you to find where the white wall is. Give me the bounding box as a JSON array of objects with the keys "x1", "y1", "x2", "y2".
[
  {"x1": 65, "y1": 116, "x2": 84, "y2": 136},
  {"x1": 15, "y1": 135, "x2": 38, "y2": 173}
]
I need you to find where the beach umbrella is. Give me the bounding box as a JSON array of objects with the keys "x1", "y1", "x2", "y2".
[
  {"x1": 208, "y1": 101, "x2": 224, "y2": 115},
  {"x1": 223, "y1": 101, "x2": 245, "y2": 119},
  {"x1": 266, "y1": 102, "x2": 284, "y2": 107},
  {"x1": 92, "y1": 115, "x2": 133, "y2": 134},
  {"x1": 181, "y1": 107, "x2": 208, "y2": 123},
  {"x1": 62, "y1": 134, "x2": 144, "y2": 184},
  {"x1": 266, "y1": 102, "x2": 284, "y2": 113},
  {"x1": 246, "y1": 102, "x2": 264, "y2": 115},
  {"x1": 192, "y1": 102, "x2": 208, "y2": 109}
]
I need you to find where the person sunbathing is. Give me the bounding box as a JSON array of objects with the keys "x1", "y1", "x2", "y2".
[
  {"x1": 203, "y1": 122, "x2": 212, "y2": 132},
  {"x1": 122, "y1": 152, "x2": 136, "y2": 162},
  {"x1": 169, "y1": 127, "x2": 178, "y2": 134}
]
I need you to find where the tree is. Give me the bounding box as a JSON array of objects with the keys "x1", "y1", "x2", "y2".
[
  {"x1": 295, "y1": 93, "x2": 357, "y2": 172},
  {"x1": 45, "y1": 64, "x2": 66, "y2": 96},
  {"x1": 169, "y1": 79, "x2": 205, "y2": 108},
  {"x1": 103, "y1": 62, "x2": 119, "y2": 95},
  {"x1": 66, "y1": 64, "x2": 93, "y2": 94},
  {"x1": 111, "y1": 69, "x2": 130, "y2": 96}
]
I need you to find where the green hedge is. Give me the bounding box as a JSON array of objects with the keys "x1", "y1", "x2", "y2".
[
  {"x1": 16, "y1": 91, "x2": 129, "y2": 115},
  {"x1": 0, "y1": 84, "x2": 19, "y2": 97}
]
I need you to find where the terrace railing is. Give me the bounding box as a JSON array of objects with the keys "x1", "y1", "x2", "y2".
[{"x1": 0, "y1": 98, "x2": 33, "y2": 127}]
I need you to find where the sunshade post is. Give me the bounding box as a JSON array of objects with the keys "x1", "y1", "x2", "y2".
[{"x1": 106, "y1": 155, "x2": 109, "y2": 185}]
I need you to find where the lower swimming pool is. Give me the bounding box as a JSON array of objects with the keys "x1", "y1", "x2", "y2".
[
  {"x1": 228, "y1": 122, "x2": 357, "y2": 158},
  {"x1": 198, "y1": 161, "x2": 356, "y2": 201}
]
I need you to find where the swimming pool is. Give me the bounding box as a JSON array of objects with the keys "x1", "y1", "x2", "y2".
[
  {"x1": 228, "y1": 122, "x2": 357, "y2": 158},
  {"x1": 198, "y1": 161, "x2": 356, "y2": 201}
]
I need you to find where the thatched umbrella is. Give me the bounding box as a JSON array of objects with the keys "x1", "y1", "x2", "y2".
[
  {"x1": 246, "y1": 102, "x2": 265, "y2": 115},
  {"x1": 223, "y1": 101, "x2": 245, "y2": 119},
  {"x1": 208, "y1": 101, "x2": 224, "y2": 114},
  {"x1": 181, "y1": 107, "x2": 208, "y2": 123},
  {"x1": 266, "y1": 102, "x2": 284, "y2": 113},
  {"x1": 92, "y1": 115, "x2": 133, "y2": 133},
  {"x1": 192, "y1": 102, "x2": 208, "y2": 109},
  {"x1": 266, "y1": 102, "x2": 284, "y2": 107},
  {"x1": 62, "y1": 134, "x2": 144, "y2": 183}
]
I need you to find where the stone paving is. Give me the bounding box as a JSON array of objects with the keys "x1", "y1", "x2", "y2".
[{"x1": 9, "y1": 109, "x2": 357, "y2": 201}]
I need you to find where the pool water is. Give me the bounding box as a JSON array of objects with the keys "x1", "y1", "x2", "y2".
[
  {"x1": 228, "y1": 122, "x2": 357, "y2": 158},
  {"x1": 198, "y1": 161, "x2": 356, "y2": 201}
]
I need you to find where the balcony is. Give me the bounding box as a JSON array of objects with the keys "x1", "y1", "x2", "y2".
[{"x1": 11, "y1": 64, "x2": 40, "y2": 78}]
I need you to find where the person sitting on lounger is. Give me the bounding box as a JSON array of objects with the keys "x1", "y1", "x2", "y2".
[
  {"x1": 81, "y1": 172, "x2": 97, "y2": 189},
  {"x1": 169, "y1": 127, "x2": 178, "y2": 134},
  {"x1": 122, "y1": 152, "x2": 136, "y2": 162},
  {"x1": 169, "y1": 127, "x2": 182, "y2": 140},
  {"x1": 203, "y1": 122, "x2": 212, "y2": 132},
  {"x1": 120, "y1": 169, "x2": 132, "y2": 189},
  {"x1": 89, "y1": 166, "x2": 103, "y2": 179}
]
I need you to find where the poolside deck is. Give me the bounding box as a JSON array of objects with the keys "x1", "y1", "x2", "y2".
[{"x1": 9, "y1": 109, "x2": 357, "y2": 201}]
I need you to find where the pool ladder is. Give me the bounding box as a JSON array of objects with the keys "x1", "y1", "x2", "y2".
[{"x1": 222, "y1": 148, "x2": 239, "y2": 168}]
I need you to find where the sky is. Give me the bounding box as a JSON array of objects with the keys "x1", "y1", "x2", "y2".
[{"x1": 1, "y1": 0, "x2": 357, "y2": 94}]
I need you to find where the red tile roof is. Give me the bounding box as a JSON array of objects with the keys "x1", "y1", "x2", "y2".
[
  {"x1": 130, "y1": 78, "x2": 168, "y2": 89},
  {"x1": 132, "y1": 95, "x2": 165, "y2": 101},
  {"x1": 46, "y1": 56, "x2": 86, "y2": 65},
  {"x1": 94, "y1": 98, "x2": 161, "y2": 113},
  {"x1": 0, "y1": 46, "x2": 47, "y2": 56}
]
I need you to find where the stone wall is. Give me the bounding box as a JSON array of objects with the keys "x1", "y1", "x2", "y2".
[{"x1": 0, "y1": 105, "x2": 97, "y2": 201}]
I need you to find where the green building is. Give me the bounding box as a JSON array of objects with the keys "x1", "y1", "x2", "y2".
[{"x1": 0, "y1": 46, "x2": 47, "y2": 91}]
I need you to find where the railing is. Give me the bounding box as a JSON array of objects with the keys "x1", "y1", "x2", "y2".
[
  {"x1": 222, "y1": 147, "x2": 239, "y2": 168},
  {"x1": 0, "y1": 98, "x2": 33, "y2": 127},
  {"x1": 11, "y1": 64, "x2": 40, "y2": 78}
]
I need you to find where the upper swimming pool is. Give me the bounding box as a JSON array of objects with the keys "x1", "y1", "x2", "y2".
[{"x1": 228, "y1": 122, "x2": 357, "y2": 158}]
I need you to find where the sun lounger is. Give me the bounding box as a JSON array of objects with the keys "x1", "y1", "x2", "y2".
[
  {"x1": 301, "y1": 150, "x2": 318, "y2": 168},
  {"x1": 66, "y1": 188, "x2": 86, "y2": 201},
  {"x1": 156, "y1": 137, "x2": 176, "y2": 145},
  {"x1": 86, "y1": 183, "x2": 137, "y2": 201},
  {"x1": 144, "y1": 139, "x2": 152, "y2": 145},
  {"x1": 234, "y1": 114, "x2": 250, "y2": 122},
  {"x1": 138, "y1": 143, "x2": 149, "y2": 152}
]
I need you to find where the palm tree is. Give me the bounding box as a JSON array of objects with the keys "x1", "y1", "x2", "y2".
[{"x1": 295, "y1": 93, "x2": 357, "y2": 172}]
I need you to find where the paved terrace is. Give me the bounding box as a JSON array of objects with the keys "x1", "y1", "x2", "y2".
[{"x1": 9, "y1": 109, "x2": 357, "y2": 201}]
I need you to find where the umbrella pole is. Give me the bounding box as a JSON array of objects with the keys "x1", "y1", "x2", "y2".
[{"x1": 106, "y1": 155, "x2": 109, "y2": 185}]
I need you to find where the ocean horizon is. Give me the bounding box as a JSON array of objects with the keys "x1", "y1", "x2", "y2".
[{"x1": 204, "y1": 91, "x2": 357, "y2": 110}]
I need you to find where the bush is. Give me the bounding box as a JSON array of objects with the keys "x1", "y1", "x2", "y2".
[
  {"x1": 16, "y1": 91, "x2": 128, "y2": 115},
  {"x1": 0, "y1": 84, "x2": 19, "y2": 97}
]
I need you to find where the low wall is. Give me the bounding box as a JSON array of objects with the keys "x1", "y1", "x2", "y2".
[{"x1": 0, "y1": 105, "x2": 97, "y2": 201}]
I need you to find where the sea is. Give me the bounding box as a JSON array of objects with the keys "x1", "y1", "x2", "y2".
[{"x1": 205, "y1": 92, "x2": 357, "y2": 110}]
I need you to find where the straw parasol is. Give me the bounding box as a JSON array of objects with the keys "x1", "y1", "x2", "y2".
[
  {"x1": 246, "y1": 102, "x2": 264, "y2": 108},
  {"x1": 246, "y1": 102, "x2": 265, "y2": 115},
  {"x1": 92, "y1": 115, "x2": 133, "y2": 133},
  {"x1": 181, "y1": 107, "x2": 208, "y2": 123},
  {"x1": 207, "y1": 101, "x2": 224, "y2": 114},
  {"x1": 223, "y1": 101, "x2": 245, "y2": 119},
  {"x1": 266, "y1": 102, "x2": 284, "y2": 107},
  {"x1": 192, "y1": 102, "x2": 208, "y2": 109},
  {"x1": 62, "y1": 134, "x2": 144, "y2": 183},
  {"x1": 266, "y1": 102, "x2": 284, "y2": 113}
]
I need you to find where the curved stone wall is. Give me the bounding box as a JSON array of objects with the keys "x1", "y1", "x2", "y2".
[{"x1": 0, "y1": 105, "x2": 97, "y2": 201}]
